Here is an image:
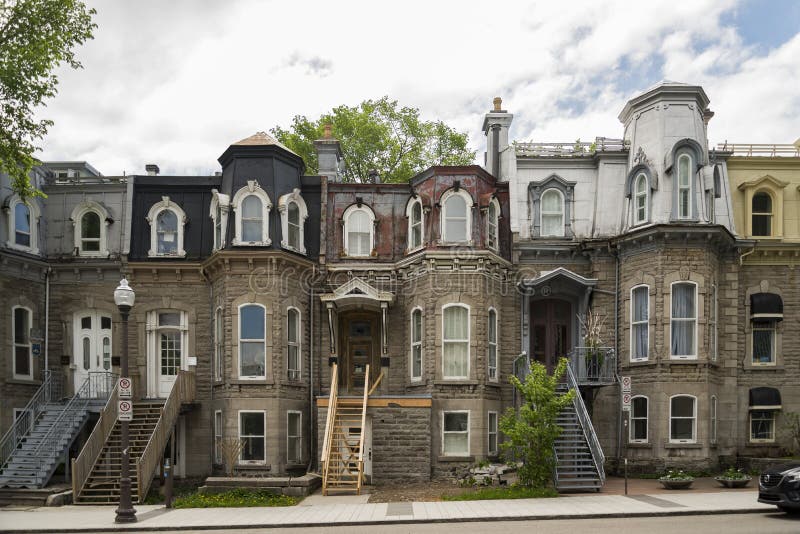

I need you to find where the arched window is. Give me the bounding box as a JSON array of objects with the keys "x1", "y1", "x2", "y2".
[
  {"x1": 80, "y1": 212, "x2": 101, "y2": 252},
  {"x1": 630, "y1": 396, "x2": 648, "y2": 443},
  {"x1": 232, "y1": 181, "x2": 271, "y2": 246},
  {"x1": 146, "y1": 197, "x2": 187, "y2": 257},
  {"x1": 487, "y1": 308, "x2": 498, "y2": 380},
  {"x1": 486, "y1": 199, "x2": 499, "y2": 250},
  {"x1": 287, "y1": 307, "x2": 301, "y2": 380},
  {"x1": 278, "y1": 189, "x2": 308, "y2": 254},
  {"x1": 540, "y1": 189, "x2": 564, "y2": 236},
  {"x1": 5, "y1": 195, "x2": 40, "y2": 253},
  {"x1": 634, "y1": 173, "x2": 648, "y2": 224},
  {"x1": 71, "y1": 201, "x2": 111, "y2": 257},
  {"x1": 630, "y1": 285, "x2": 649, "y2": 361},
  {"x1": 209, "y1": 189, "x2": 230, "y2": 251},
  {"x1": 443, "y1": 304, "x2": 470, "y2": 379},
  {"x1": 710, "y1": 395, "x2": 717, "y2": 445},
  {"x1": 343, "y1": 205, "x2": 374, "y2": 257},
  {"x1": 751, "y1": 192, "x2": 772, "y2": 236},
  {"x1": 677, "y1": 153, "x2": 692, "y2": 219},
  {"x1": 670, "y1": 282, "x2": 697, "y2": 359},
  {"x1": 12, "y1": 306, "x2": 33, "y2": 379},
  {"x1": 410, "y1": 307, "x2": 423, "y2": 380},
  {"x1": 239, "y1": 304, "x2": 266, "y2": 378},
  {"x1": 669, "y1": 395, "x2": 697, "y2": 443},
  {"x1": 214, "y1": 307, "x2": 224, "y2": 381},
  {"x1": 441, "y1": 189, "x2": 473, "y2": 243},
  {"x1": 407, "y1": 198, "x2": 423, "y2": 251}
]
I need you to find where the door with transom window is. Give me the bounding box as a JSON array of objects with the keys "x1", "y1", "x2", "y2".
[
  {"x1": 147, "y1": 310, "x2": 188, "y2": 398},
  {"x1": 73, "y1": 311, "x2": 113, "y2": 395},
  {"x1": 530, "y1": 299, "x2": 571, "y2": 372},
  {"x1": 339, "y1": 312, "x2": 379, "y2": 393}
]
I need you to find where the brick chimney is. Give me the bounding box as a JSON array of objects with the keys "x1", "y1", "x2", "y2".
[{"x1": 313, "y1": 124, "x2": 344, "y2": 182}]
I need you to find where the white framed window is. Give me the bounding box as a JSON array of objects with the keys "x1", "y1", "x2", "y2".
[
  {"x1": 410, "y1": 307, "x2": 423, "y2": 381},
  {"x1": 214, "y1": 410, "x2": 222, "y2": 464},
  {"x1": 677, "y1": 153, "x2": 693, "y2": 219},
  {"x1": 214, "y1": 307, "x2": 224, "y2": 381},
  {"x1": 287, "y1": 411, "x2": 302, "y2": 464},
  {"x1": 442, "y1": 304, "x2": 469, "y2": 379},
  {"x1": 70, "y1": 200, "x2": 112, "y2": 257},
  {"x1": 157, "y1": 311, "x2": 183, "y2": 377},
  {"x1": 440, "y1": 189, "x2": 473, "y2": 244},
  {"x1": 751, "y1": 192, "x2": 772, "y2": 237},
  {"x1": 630, "y1": 285, "x2": 649, "y2": 361},
  {"x1": 5, "y1": 195, "x2": 40, "y2": 254},
  {"x1": 488, "y1": 411, "x2": 498, "y2": 455},
  {"x1": 145, "y1": 309, "x2": 188, "y2": 397},
  {"x1": 752, "y1": 320, "x2": 776, "y2": 365},
  {"x1": 540, "y1": 188, "x2": 564, "y2": 237},
  {"x1": 442, "y1": 411, "x2": 469, "y2": 456},
  {"x1": 486, "y1": 199, "x2": 500, "y2": 250},
  {"x1": 232, "y1": 181, "x2": 272, "y2": 246},
  {"x1": 343, "y1": 204, "x2": 375, "y2": 257},
  {"x1": 750, "y1": 410, "x2": 775, "y2": 442},
  {"x1": 670, "y1": 282, "x2": 697, "y2": 359},
  {"x1": 710, "y1": 283, "x2": 718, "y2": 362},
  {"x1": 487, "y1": 308, "x2": 498, "y2": 381},
  {"x1": 12, "y1": 306, "x2": 33, "y2": 379},
  {"x1": 239, "y1": 411, "x2": 266, "y2": 464},
  {"x1": 146, "y1": 197, "x2": 187, "y2": 257},
  {"x1": 406, "y1": 198, "x2": 424, "y2": 252},
  {"x1": 287, "y1": 307, "x2": 301, "y2": 380},
  {"x1": 710, "y1": 395, "x2": 717, "y2": 445},
  {"x1": 278, "y1": 189, "x2": 308, "y2": 254},
  {"x1": 629, "y1": 396, "x2": 648, "y2": 443},
  {"x1": 209, "y1": 189, "x2": 230, "y2": 251},
  {"x1": 239, "y1": 304, "x2": 266, "y2": 379},
  {"x1": 669, "y1": 395, "x2": 697, "y2": 443},
  {"x1": 634, "y1": 173, "x2": 648, "y2": 224}
]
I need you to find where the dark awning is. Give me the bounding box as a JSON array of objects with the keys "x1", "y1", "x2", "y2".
[
  {"x1": 749, "y1": 387, "x2": 782, "y2": 409},
  {"x1": 751, "y1": 293, "x2": 783, "y2": 320}
]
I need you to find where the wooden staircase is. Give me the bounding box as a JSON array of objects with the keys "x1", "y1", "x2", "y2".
[
  {"x1": 74, "y1": 401, "x2": 162, "y2": 504},
  {"x1": 321, "y1": 364, "x2": 369, "y2": 495}
]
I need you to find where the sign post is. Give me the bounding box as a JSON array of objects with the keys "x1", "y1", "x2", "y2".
[{"x1": 118, "y1": 400, "x2": 133, "y2": 422}]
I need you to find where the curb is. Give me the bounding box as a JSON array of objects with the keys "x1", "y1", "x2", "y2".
[{"x1": 1, "y1": 506, "x2": 773, "y2": 533}]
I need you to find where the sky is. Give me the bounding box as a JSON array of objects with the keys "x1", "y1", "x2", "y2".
[{"x1": 37, "y1": 0, "x2": 800, "y2": 177}]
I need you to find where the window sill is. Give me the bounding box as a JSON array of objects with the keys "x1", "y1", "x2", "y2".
[
  {"x1": 664, "y1": 442, "x2": 703, "y2": 449},
  {"x1": 627, "y1": 442, "x2": 652, "y2": 449},
  {"x1": 236, "y1": 463, "x2": 271, "y2": 470},
  {"x1": 433, "y1": 380, "x2": 479, "y2": 386},
  {"x1": 7, "y1": 378, "x2": 41, "y2": 386},
  {"x1": 231, "y1": 379, "x2": 274, "y2": 386},
  {"x1": 438, "y1": 455, "x2": 474, "y2": 463},
  {"x1": 746, "y1": 441, "x2": 777, "y2": 447},
  {"x1": 626, "y1": 360, "x2": 657, "y2": 367},
  {"x1": 746, "y1": 363, "x2": 783, "y2": 371}
]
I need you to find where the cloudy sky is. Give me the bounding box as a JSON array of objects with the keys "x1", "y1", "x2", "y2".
[{"x1": 37, "y1": 0, "x2": 800, "y2": 177}]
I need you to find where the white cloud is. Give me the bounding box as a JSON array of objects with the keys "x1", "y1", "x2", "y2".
[{"x1": 36, "y1": 0, "x2": 800, "y2": 176}]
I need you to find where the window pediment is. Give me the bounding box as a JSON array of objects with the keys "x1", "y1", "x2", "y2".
[
  {"x1": 737, "y1": 174, "x2": 789, "y2": 192},
  {"x1": 665, "y1": 138, "x2": 707, "y2": 172}
]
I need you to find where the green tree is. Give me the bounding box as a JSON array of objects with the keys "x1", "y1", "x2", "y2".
[
  {"x1": 0, "y1": 0, "x2": 96, "y2": 199},
  {"x1": 271, "y1": 97, "x2": 475, "y2": 183},
  {"x1": 500, "y1": 357, "x2": 576, "y2": 488}
]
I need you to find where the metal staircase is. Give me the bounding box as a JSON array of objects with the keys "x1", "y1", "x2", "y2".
[
  {"x1": 0, "y1": 373, "x2": 114, "y2": 489},
  {"x1": 321, "y1": 364, "x2": 369, "y2": 495},
  {"x1": 553, "y1": 365, "x2": 606, "y2": 492}
]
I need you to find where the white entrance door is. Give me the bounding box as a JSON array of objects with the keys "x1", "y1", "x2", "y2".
[
  {"x1": 147, "y1": 311, "x2": 187, "y2": 398},
  {"x1": 74, "y1": 311, "x2": 112, "y2": 395}
]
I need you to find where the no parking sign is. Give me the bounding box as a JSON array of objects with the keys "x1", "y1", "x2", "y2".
[
  {"x1": 119, "y1": 400, "x2": 133, "y2": 421},
  {"x1": 622, "y1": 393, "x2": 632, "y2": 412}
]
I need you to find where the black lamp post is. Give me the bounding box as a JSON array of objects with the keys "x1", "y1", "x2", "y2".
[{"x1": 114, "y1": 278, "x2": 136, "y2": 523}]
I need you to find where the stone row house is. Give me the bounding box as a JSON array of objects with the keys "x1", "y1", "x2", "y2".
[{"x1": 0, "y1": 82, "x2": 798, "y2": 495}]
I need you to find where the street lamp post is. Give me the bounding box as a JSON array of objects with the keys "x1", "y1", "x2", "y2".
[{"x1": 114, "y1": 278, "x2": 137, "y2": 524}]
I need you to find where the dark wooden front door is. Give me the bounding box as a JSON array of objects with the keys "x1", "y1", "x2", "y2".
[
  {"x1": 340, "y1": 313, "x2": 379, "y2": 392},
  {"x1": 530, "y1": 299, "x2": 571, "y2": 372}
]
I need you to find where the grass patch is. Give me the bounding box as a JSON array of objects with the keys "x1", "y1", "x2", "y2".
[
  {"x1": 442, "y1": 485, "x2": 558, "y2": 501},
  {"x1": 173, "y1": 488, "x2": 298, "y2": 508}
]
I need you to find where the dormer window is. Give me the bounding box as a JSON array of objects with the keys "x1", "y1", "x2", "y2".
[
  {"x1": 677, "y1": 153, "x2": 692, "y2": 219},
  {"x1": 440, "y1": 189, "x2": 473, "y2": 244},
  {"x1": 541, "y1": 189, "x2": 564, "y2": 236},
  {"x1": 737, "y1": 175, "x2": 788, "y2": 238},
  {"x1": 146, "y1": 197, "x2": 187, "y2": 257},
  {"x1": 209, "y1": 189, "x2": 230, "y2": 251},
  {"x1": 752, "y1": 192, "x2": 772, "y2": 236},
  {"x1": 15, "y1": 203, "x2": 31, "y2": 247},
  {"x1": 5, "y1": 195, "x2": 40, "y2": 254},
  {"x1": 529, "y1": 174, "x2": 575, "y2": 238},
  {"x1": 278, "y1": 189, "x2": 308, "y2": 254},
  {"x1": 406, "y1": 197, "x2": 424, "y2": 252},
  {"x1": 71, "y1": 201, "x2": 111, "y2": 257},
  {"x1": 232, "y1": 181, "x2": 271, "y2": 246},
  {"x1": 634, "y1": 174, "x2": 648, "y2": 224},
  {"x1": 343, "y1": 204, "x2": 374, "y2": 257},
  {"x1": 486, "y1": 199, "x2": 499, "y2": 250}
]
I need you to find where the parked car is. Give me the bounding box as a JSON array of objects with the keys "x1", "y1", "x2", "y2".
[{"x1": 758, "y1": 463, "x2": 800, "y2": 514}]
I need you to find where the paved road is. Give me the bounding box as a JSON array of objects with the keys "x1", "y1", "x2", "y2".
[{"x1": 85, "y1": 512, "x2": 799, "y2": 534}]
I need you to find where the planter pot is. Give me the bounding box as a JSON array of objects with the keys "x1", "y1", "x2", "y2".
[
  {"x1": 715, "y1": 477, "x2": 751, "y2": 488},
  {"x1": 659, "y1": 478, "x2": 694, "y2": 489}
]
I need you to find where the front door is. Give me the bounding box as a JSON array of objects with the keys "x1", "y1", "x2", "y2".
[
  {"x1": 340, "y1": 313, "x2": 379, "y2": 393},
  {"x1": 148, "y1": 311, "x2": 187, "y2": 398},
  {"x1": 530, "y1": 299, "x2": 571, "y2": 372},
  {"x1": 73, "y1": 311, "x2": 113, "y2": 395}
]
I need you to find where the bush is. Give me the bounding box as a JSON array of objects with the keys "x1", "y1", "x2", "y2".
[
  {"x1": 443, "y1": 485, "x2": 558, "y2": 501},
  {"x1": 173, "y1": 488, "x2": 298, "y2": 508}
]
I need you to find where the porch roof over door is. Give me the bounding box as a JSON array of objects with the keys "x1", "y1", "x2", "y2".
[
  {"x1": 320, "y1": 277, "x2": 394, "y2": 310},
  {"x1": 518, "y1": 267, "x2": 598, "y2": 293}
]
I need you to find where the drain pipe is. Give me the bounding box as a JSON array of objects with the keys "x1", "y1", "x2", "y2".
[
  {"x1": 613, "y1": 245, "x2": 623, "y2": 465},
  {"x1": 44, "y1": 266, "x2": 52, "y2": 374},
  {"x1": 308, "y1": 270, "x2": 316, "y2": 472}
]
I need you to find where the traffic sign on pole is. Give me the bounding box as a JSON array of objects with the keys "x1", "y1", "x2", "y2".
[
  {"x1": 622, "y1": 393, "x2": 632, "y2": 412},
  {"x1": 119, "y1": 377, "x2": 132, "y2": 398},
  {"x1": 119, "y1": 400, "x2": 133, "y2": 421},
  {"x1": 621, "y1": 376, "x2": 631, "y2": 393}
]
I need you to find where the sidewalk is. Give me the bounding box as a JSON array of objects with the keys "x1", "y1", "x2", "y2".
[{"x1": 0, "y1": 489, "x2": 773, "y2": 533}]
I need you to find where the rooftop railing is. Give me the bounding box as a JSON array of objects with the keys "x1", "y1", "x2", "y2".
[
  {"x1": 717, "y1": 142, "x2": 800, "y2": 157},
  {"x1": 515, "y1": 137, "x2": 629, "y2": 157}
]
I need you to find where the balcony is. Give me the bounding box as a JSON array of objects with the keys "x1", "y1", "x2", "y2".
[{"x1": 568, "y1": 347, "x2": 617, "y2": 386}]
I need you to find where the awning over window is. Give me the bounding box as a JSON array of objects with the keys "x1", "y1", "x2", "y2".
[
  {"x1": 749, "y1": 387, "x2": 782, "y2": 410},
  {"x1": 751, "y1": 293, "x2": 783, "y2": 320}
]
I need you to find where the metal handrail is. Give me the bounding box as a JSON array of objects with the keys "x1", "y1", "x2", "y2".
[
  {"x1": 29, "y1": 372, "x2": 117, "y2": 480},
  {"x1": 565, "y1": 364, "x2": 605, "y2": 483},
  {"x1": 0, "y1": 370, "x2": 61, "y2": 470},
  {"x1": 320, "y1": 363, "x2": 338, "y2": 495},
  {"x1": 568, "y1": 347, "x2": 617, "y2": 385},
  {"x1": 72, "y1": 382, "x2": 119, "y2": 499}
]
